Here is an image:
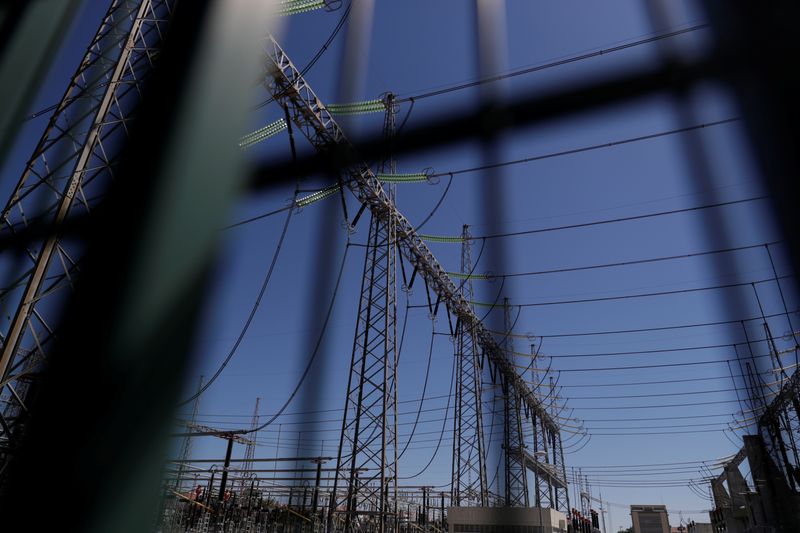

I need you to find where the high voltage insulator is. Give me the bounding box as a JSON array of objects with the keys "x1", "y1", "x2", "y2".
[
  {"x1": 421, "y1": 233, "x2": 464, "y2": 242},
  {"x1": 276, "y1": 0, "x2": 326, "y2": 17},
  {"x1": 447, "y1": 271, "x2": 490, "y2": 280},
  {"x1": 239, "y1": 118, "x2": 287, "y2": 149},
  {"x1": 327, "y1": 98, "x2": 387, "y2": 115},
  {"x1": 296, "y1": 184, "x2": 342, "y2": 207},
  {"x1": 374, "y1": 172, "x2": 429, "y2": 183},
  {"x1": 420, "y1": 234, "x2": 465, "y2": 243}
]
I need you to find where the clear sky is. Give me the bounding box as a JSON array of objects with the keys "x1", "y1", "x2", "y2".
[{"x1": 2, "y1": 2, "x2": 797, "y2": 531}]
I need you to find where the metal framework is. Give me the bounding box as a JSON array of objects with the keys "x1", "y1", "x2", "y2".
[
  {"x1": 550, "y1": 376, "x2": 571, "y2": 512},
  {"x1": 0, "y1": 0, "x2": 176, "y2": 466},
  {"x1": 332, "y1": 210, "x2": 398, "y2": 531},
  {"x1": 529, "y1": 344, "x2": 553, "y2": 509},
  {"x1": 262, "y1": 25, "x2": 564, "y2": 468},
  {"x1": 502, "y1": 298, "x2": 528, "y2": 507},
  {"x1": 451, "y1": 225, "x2": 488, "y2": 507},
  {"x1": 262, "y1": 35, "x2": 570, "y2": 524}
]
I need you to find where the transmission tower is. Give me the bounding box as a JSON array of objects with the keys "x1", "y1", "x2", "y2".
[
  {"x1": 451, "y1": 225, "x2": 488, "y2": 507},
  {"x1": 502, "y1": 298, "x2": 528, "y2": 507},
  {"x1": 331, "y1": 197, "x2": 398, "y2": 531},
  {"x1": 262, "y1": 35, "x2": 571, "y2": 527},
  {"x1": 0, "y1": 0, "x2": 176, "y2": 476},
  {"x1": 327, "y1": 93, "x2": 401, "y2": 532}
]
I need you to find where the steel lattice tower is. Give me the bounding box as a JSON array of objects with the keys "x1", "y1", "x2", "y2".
[
  {"x1": 0, "y1": 0, "x2": 177, "y2": 473},
  {"x1": 262, "y1": 34, "x2": 569, "y2": 527},
  {"x1": 331, "y1": 205, "x2": 398, "y2": 532},
  {"x1": 451, "y1": 225, "x2": 488, "y2": 507},
  {"x1": 502, "y1": 298, "x2": 529, "y2": 507}
]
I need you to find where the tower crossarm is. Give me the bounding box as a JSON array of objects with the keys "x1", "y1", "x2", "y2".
[{"x1": 263, "y1": 35, "x2": 561, "y2": 436}]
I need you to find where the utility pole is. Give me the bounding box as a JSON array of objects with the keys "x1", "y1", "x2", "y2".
[
  {"x1": 452, "y1": 224, "x2": 488, "y2": 507},
  {"x1": 218, "y1": 436, "x2": 235, "y2": 502},
  {"x1": 0, "y1": 0, "x2": 178, "y2": 477},
  {"x1": 311, "y1": 457, "x2": 326, "y2": 514}
]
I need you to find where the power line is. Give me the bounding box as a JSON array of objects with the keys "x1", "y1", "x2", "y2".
[
  {"x1": 482, "y1": 241, "x2": 781, "y2": 279},
  {"x1": 499, "y1": 275, "x2": 790, "y2": 308},
  {"x1": 430, "y1": 118, "x2": 740, "y2": 181},
  {"x1": 490, "y1": 310, "x2": 798, "y2": 339},
  {"x1": 471, "y1": 196, "x2": 765, "y2": 241},
  {"x1": 178, "y1": 188, "x2": 298, "y2": 406},
  {"x1": 572, "y1": 399, "x2": 745, "y2": 410},
  {"x1": 395, "y1": 24, "x2": 708, "y2": 103}
]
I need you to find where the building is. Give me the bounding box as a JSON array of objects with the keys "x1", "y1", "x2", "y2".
[
  {"x1": 631, "y1": 504, "x2": 670, "y2": 533},
  {"x1": 448, "y1": 507, "x2": 568, "y2": 533},
  {"x1": 687, "y1": 522, "x2": 713, "y2": 533}
]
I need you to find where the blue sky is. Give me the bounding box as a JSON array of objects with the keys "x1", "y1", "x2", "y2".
[{"x1": 2, "y1": 1, "x2": 797, "y2": 530}]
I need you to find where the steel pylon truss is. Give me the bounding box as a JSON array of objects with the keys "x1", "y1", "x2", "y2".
[
  {"x1": 332, "y1": 212, "x2": 398, "y2": 531},
  {"x1": 530, "y1": 408, "x2": 553, "y2": 508},
  {"x1": 451, "y1": 225, "x2": 488, "y2": 507},
  {"x1": 502, "y1": 300, "x2": 528, "y2": 507},
  {"x1": 262, "y1": 35, "x2": 571, "y2": 518},
  {"x1": 263, "y1": 30, "x2": 561, "y2": 462},
  {"x1": 0, "y1": 0, "x2": 176, "y2": 462},
  {"x1": 550, "y1": 414, "x2": 570, "y2": 512}
]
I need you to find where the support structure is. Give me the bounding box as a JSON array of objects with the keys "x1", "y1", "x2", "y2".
[
  {"x1": 530, "y1": 344, "x2": 553, "y2": 509},
  {"x1": 0, "y1": 0, "x2": 177, "y2": 470},
  {"x1": 451, "y1": 225, "x2": 488, "y2": 507},
  {"x1": 503, "y1": 298, "x2": 528, "y2": 507},
  {"x1": 332, "y1": 206, "x2": 398, "y2": 531},
  {"x1": 327, "y1": 94, "x2": 400, "y2": 532},
  {"x1": 550, "y1": 377, "x2": 571, "y2": 512},
  {"x1": 262, "y1": 35, "x2": 570, "y2": 524}
]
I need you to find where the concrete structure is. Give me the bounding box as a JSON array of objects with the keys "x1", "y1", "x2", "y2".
[
  {"x1": 686, "y1": 522, "x2": 712, "y2": 533},
  {"x1": 710, "y1": 436, "x2": 800, "y2": 532},
  {"x1": 448, "y1": 506, "x2": 568, "y2": 533},
  {"x1": 630, "y1": 504, "x2": 669, "y2": 533}
]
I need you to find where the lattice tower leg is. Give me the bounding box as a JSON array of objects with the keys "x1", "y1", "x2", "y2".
[
  {"x1": 532, "y1": 413, "x2": 553, "y2": 508},
  {"x1": 451, "y1": 225, "x2": 488, "y2": 507},
  {"x1": 0, "y1": 0, "x2": 177, "y2": 472},
  {"x1": 502, "y1": 299, "x2": 528, "y2": 507},
  {"x1": 330, "y1": 211, "x2": 398, "y2": 532},
  {"x1": 552, "y1": 429, "x2": 570, "y2": 512}
]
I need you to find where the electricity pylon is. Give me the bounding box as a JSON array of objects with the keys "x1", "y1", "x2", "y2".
[
  {"x1": 262, "y1": 34, "x2": 570, "y2": 527},
  {"x1": 0, "y1": 0, "x2": 177, "y2": 473},
  {"x1": 328, "y1": 93, "x2": 400, "y2": 532},
  {"x1": 451, "y1": 225, "x2": 488, "y2": 507}
]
